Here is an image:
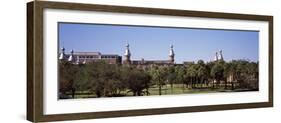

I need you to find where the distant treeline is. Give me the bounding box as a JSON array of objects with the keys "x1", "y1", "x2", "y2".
[{"x1": 59, "y1": 60, "x2": 258, "y2": 99}]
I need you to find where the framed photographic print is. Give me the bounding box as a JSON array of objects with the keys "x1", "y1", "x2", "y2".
[{"x1": 27, "y1": 0, "x2": 273, "y2": 122}]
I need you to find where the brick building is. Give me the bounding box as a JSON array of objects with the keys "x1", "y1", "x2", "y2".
[
  {"x1": 59, "y1": 48, "x2": 121, "y2": 64},
  {"x1": 59, "y1": 43, "x2": 224, "y2": 66}
]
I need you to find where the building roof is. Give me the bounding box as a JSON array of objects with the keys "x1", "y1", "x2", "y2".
[
  {"x1": 72, "y1": 52, "x2": 101, "y2": 56},
  {"x1": 102, "y1": 54, "x2": 121, "y2": 56},
  {"x1": 131, "y1": 60, "x2": 171, "y2": 65}
]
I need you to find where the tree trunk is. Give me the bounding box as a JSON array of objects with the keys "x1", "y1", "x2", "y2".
[
  {"x1": 182, "y1": 83, "x2": 185, "y2": 93},
  {"x1": 171, "y1": 83, "x2": 174, "y2": 94},
  {"x1": 231, "y1": 81, "x2": 234, "y2": 90},
  {"x1": 137, "y1": 91, "x2": 141, "y2": 96},
  {"x1": 96, "y1": 91, "x2": 101, "y2": 98},
  {"x1": 225, "y1": 79, "x2": 228, "y2": 89},
  {"x1": 191, "y1": 77, "x2": 193, "y2": 88},
  {"x1": 71, "y1": 88, "x2": 75, "y2": 98},
  {"x1": 213, "y1": 79, "x2": 215, "y2": 89},
  {"x1": 200, "y1": 77, "x2": 203, "y2": 88},
  {"x1": 159, "y1": 85, "x2": 162, "y2": 95}
]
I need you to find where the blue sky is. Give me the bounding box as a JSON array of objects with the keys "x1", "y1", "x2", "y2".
[{"x1": 58, "y1": 23, "x2": 259, "y2": 63}]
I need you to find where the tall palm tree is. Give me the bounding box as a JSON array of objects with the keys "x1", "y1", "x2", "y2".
[
  {"x1": 186, "y1": 64, "x2": 197, "y2": 88},
  {"x1": 175, "y1": 66, "x2": 186, "y2": 91},
  {"x1": 167, "y1": 66, "x2": 176, "y2": 94},
  {"x1": 196, "y1": 60, "x2": 208, "y2": 88},
  {"x1": 211, "y1": 62, "x2": 224, "y2": 89},
  {"x1": 149, "y1": 66, "x2": 167, "y2": 95}
]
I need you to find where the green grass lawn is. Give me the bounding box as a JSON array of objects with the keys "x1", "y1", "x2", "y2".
[
  {"x1": 139, "y1": 84, "x2": 219, "y2": 96},
  {"x1": 64, "y1": 84, "x2": 247, "y2": 99}
]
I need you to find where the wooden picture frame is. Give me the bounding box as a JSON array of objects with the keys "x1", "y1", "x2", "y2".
[{"x1": 27, "y1": 1, "x2": 273, "y2": 122}]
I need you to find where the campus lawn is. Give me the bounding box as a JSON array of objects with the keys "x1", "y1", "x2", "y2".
[{"x1": 63, "y1": 83, "x2": 247, "y2": 99}]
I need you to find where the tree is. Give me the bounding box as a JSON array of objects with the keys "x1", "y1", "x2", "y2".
[
  {"x1": 85, "y1": 61, "x2": 105, "y2": 97},
  {"x1": 103, "y1": 64, "x2": 125, "y2": 96},
  {"x1": 114, "y1": 66, "x2": 127, "y2": 95},
  {"x1": 125, "y1": 68, "x2": 152, "y2": 96},
  {"x1": 58, "y1": 61, "x2": 80, "y2": 98},
  {"x1": 186, "y1": 63, "x2": 197, "y2": 88},
  {"x1": 196, "y1": 60, "x2": 208, "y2": 88},
  {"x1": 59, "y1": 61, "x2": 73, "y2": 98},
  {"x1": 210, "y1": 62, "x2": 224, "y2": 88},
  {"x1": 230, "y1": 60, "x2": 259, "y2": 90},
  {"x1": 246, "y1": 62, "x2": 259, "y2": 89},
  {"x1": 73, "y1": 64, "x2": 91, "y2": 95},
  {"x1": 224, "y1": 62, "x2": 236, "y2": 90},
  {"x1": 206, "y1": 62, "x2": 215, "y2": 87},
  {"x1": 167, "y1": 66, "x2": 177, "y2": 93},
  {"x1": 175, "y1": 66, "x2": 186, "y2": 92},
  {"x1": 149, "y1": 66, "x2": 168, "y2": 95}
]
